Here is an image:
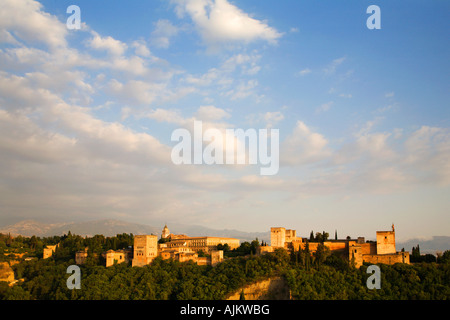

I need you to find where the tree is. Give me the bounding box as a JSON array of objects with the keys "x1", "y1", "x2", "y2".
[
  {"x1": 304, "y1": 241, "x2": 311, "y2": 271},
  {"x1": 437, "y1": 250, "x2": 450, "y2": 264},
  {"x1": 217, "y1": 243, "x2": 230, "y2": 253},
  {"x1": 314, "y1": 243, "x2": 330, "y2": 269},
  {"x1": 309, "y1": 231, "x2": 314, "y2": 242},
  {"x1": 30, "y1": 236, "x2": 38, "y2": 250},
  {"x1": 250, "y1": 239, "x2": 260, "y2": 255},
  {"x1": 5, "y1": 233, "x2": 12, "y2": 247},
  {"x1": 423, "y1": 254, "x2": 436, "y2": 263},
  {"x1": 197, "y1": 249, "x2": 207, "y2": 257},
  {"x1": 314, "y1": 232, "x2": 323, "y2": 243},
  {"x1": 412, "y1": 244, "x2": 421, "y2": 262},
  {"x1": 158, "y1": 237, "x2": 170, "y2": 244}
]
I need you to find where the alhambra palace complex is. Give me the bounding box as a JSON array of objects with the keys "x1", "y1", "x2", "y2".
[
  {"x1": 265, "y1": 224, "x2": 410, "y2": 268},
  {"x1": 43, "y1": 224, "x2": 410, "y2": 268}
]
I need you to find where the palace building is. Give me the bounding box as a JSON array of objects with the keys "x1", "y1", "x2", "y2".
[
  {"x1": 73, "y1": 223, "x2": 408, "y2": 269},
  {"x1": 258, "y1": 224, "x2": 409, "y2": 268}
]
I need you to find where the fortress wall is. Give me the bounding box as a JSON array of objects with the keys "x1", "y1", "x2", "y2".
[
  {"x1": 361, "y1": 242, "x2": 377, "y2": 255},
  {"x1": 363, "y1": 252, "x2": 409, "y2": 265}
]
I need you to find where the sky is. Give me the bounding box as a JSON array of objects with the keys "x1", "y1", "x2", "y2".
[{"x1": 0, "y1": 0, "x2": 449, "y2": 241}]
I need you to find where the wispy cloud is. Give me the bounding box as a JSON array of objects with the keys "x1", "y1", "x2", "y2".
[
  {"x1": 323, "y1": 56, "x2": 346, "y2": 74},
  {"x1": 296, "y1": 68, "x2": 311, "y2": 76},
  {"x1": 151, "y1": 19, "x2": 180, "y2": 49},
  {"x1": 315, "y1": 101, "x2": 334, "y2": 114},
  {"x1": 385, "y1": 92, "x2": 395, "y2": 98}
]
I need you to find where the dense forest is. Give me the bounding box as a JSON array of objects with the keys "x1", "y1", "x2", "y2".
[{"x1": 0, "y1": 232, "x2": 449, "y2": 300}]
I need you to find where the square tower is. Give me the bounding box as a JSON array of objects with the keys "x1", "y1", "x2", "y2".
[
  {"x1": 285, "y1": 229, "x2": 297, "y2": 242},
  {"x1": 376, "y1": 230, "x2": 396, "y2": 255},
  {"x1": 132, "y1": 235, "x2": 158, "y2": 267},
  {"x1": 271, "y1": 227, "x2": 286, "y2": 248}
]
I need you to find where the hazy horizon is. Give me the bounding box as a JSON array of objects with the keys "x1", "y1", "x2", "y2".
[{"x1": 0, "y1": 1, "x2": 449, "y2": 241}]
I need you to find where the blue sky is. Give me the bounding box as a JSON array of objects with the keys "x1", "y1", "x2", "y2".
[{"x1": 0, "y1": 0, "x2": 449, "y2": 241}]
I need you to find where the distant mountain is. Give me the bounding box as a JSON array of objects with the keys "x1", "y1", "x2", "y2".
[
  {"x1": 397, "y1": 236, "x2": 450, "y2": 255},
  {"x1": 0, "y1": 219, "x2": 269, "y2": 243},
  {"x1": 0, "y1": 220, "x2": 66, "y2": 237}
]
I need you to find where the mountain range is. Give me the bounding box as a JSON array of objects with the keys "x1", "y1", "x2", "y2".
[
  {"x1": 0, "y1": 219, "x2": 270, "y2": 243},
  {"x1": 0, "y1": 219, "x2": 448, "y2": 254}
]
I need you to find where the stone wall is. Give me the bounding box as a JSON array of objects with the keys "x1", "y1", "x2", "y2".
[{"x1": 363, "y1": 252, "x2": 410, "y2": 265}]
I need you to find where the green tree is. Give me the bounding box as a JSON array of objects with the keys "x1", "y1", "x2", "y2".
[
  {"x1": 250, "y1": 239, "x2": 260, "y2": 255},
  {"x1": 314, "y1": 243, "x2": 330, "y2": 269},
  {"x1": 314, "y1": 232, "x2": 323, "y2": 243},
  {"x1": 412, "y1": 244, "x2": 421, "y2": 262}
]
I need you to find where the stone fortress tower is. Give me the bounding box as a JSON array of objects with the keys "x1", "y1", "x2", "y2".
[
  {"x1": 376, "y1": 224, "x2": 396, "y2": 254},
  {"x1": 131, "y1": 235, "x2": 158, "y2": 267}
]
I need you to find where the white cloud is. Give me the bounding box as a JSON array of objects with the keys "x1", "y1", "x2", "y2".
[
  {"x1": 106, "y1": 79, "x2": 166, "y2": 106},
  {"x1": 144, "y1": 108, "x2": 187, "y2": 125},
  {"x1": 263, "y1": 111, "x2": 284, "y2": 129},
  {"x1": 195, "y1": 105, "x2": 231, "y2": 121},
  {"x1": 173, "y1": 0, "x2": 282, "y2": 49},
  {"x1": 281, "y1": 121, "x2": 331, "y2": 166},
  {"x1": 225, "y1": 79, "x2": 259, "y2": 100},
  {"x1": 0, "y1": 0, "x2": 67, "y2": 49},
  {"x1": 297, "y1": 68, "x2": 311, "y2": 76},
  {"x1": 87, "y1": 32, "x2": 128, "y2": 56},
  {"x1": 132, "y1": 40, "x2": 152, "y2": 57},
  {"x1": 222, "y1": 53, "x2": 262, "y2": 75},
  {"x1": 183, "y1": 52, "x2": 261, "y2": 92},
  {"x1": 151, "y1": 19, "x2": 180, "y2": 49},
  {"x1": 404, "y1": 126, "x2": 450, "y2": 185},
  {"x1": 0, "y1": 29, "x2": 20, "y2": 45}
]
